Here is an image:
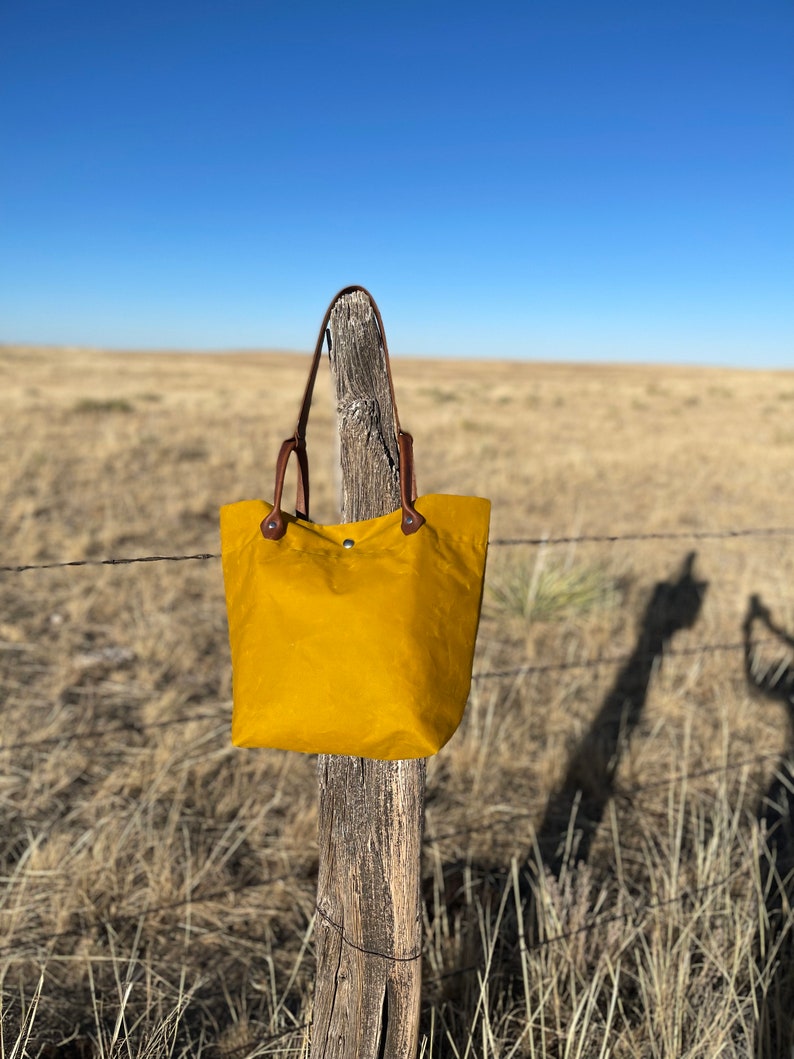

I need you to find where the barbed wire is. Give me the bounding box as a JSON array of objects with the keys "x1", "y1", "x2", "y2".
[
  {"x1": 0, "y1": 858, "x2": 750, "y2": 1050},
  {"x1": 0, "y1": 740, "x2": 780, "y2": 848},
  {"x1": 0, "y1": 710, "x2": 225, "y2": 753},
  {"x1": 0, "y1": 552, "x2": 217, "y2": 574},
  {"x1": 0, "y1": 855, "x2": 747, "y2": 973},
  {"x1": 2, "y1": 524, "x2": 793, "y2": 574},
  {"x1": 425, "y1": 750, "x2": 786, "y2": 845},
  {"x1": 1, "y1": 636, "x2": 782, "y2": 755},
  {"x1": 489, "y1": 527, "x2": 794, "y2": 547},
  {"x1": 0, "y1": 727, "x2": 785, "y2": 967},
  {"x1": 424, "y1": 868, "x2": 744, "y2": 985},
  {"x1": 0, "y1": 874, "x2": 304, "y2": 961},
  {"x1": 1, "y1": 521, "x2": 791, "y2": 986},
  {"x1": 472, "y1": 637, "x2": 777, "y2": 681}
]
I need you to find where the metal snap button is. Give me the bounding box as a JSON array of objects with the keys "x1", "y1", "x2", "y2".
[{"x1": 342, "y1": 539, "x2": 355, "y2": 549}]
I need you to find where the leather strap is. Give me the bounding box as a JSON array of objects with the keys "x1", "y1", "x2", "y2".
[{"x1": 261, "y1": 287, "x2": 425, "y2": 541}]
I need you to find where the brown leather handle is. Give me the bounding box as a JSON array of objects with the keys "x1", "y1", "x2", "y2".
[
  {"x1": 260, "y1": 429, "x2": 425, "y2": 540},
  {"x1": 291, "y1": 285, "x2": 404, "y2": 445},
  {"x1": 260, "y1": 287, "x2": 425, "y2": 541}
]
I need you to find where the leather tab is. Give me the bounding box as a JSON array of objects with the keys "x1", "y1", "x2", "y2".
[
  {"x1": 398, "y1": 432, "x2": 425, "y2": 535},
  {"x1": 260, "y1": 507, "x2": 286, "y2": 541},
  {"x1": 260, "y1": 437, "x2": 298, "y2": 541},
  {"x1": 401, "y1": 508, "x2": 424, "y2": 535}
]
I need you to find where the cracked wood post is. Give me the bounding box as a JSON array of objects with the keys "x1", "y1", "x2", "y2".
[{"x1": 310, "y1": 289, "x2": 426, "y2": 1059}]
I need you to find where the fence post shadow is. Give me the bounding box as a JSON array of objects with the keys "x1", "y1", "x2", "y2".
[
  {"x1": 530, "y1": 549, "x2": 708, "y2": 883},
  {"x1": 744, "y1": 595, "x2": 794, "y2": 1058},
  {"x1": 424, "y1": 552, "x2": 708, "y2": 1052}
]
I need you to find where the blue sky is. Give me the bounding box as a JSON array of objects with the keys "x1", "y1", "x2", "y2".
[{"x1": 1, "y1": 1, "x2": 792, "y2": 366}]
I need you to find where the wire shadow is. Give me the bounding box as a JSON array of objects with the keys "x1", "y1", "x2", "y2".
[
  {"x1": 744, "y1": 595, "x2": 794, "y2": 1058},
  {"x1": 532, "y1": 550, "x2": 707, "y2": 880}
]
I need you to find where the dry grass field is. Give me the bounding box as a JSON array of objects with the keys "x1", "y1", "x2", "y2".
[{"x1": 1, "y1": 342, "x2": 794, "y2": 1057}]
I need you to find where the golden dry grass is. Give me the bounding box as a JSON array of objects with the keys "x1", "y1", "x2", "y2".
[{"x1": 1, "y1": 343, "x2": 794, "y2": 1056}]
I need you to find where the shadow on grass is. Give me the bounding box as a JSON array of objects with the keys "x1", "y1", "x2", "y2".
[
  {"x1": 531, "y1": 550, "x2": 707, "y2": 881},
  {"x1": 424, "y1": 551, "x2": 708, "y2": 1053},
  {"x1": 744, "y1": 595, "x2": 794, "y2": 1059}
]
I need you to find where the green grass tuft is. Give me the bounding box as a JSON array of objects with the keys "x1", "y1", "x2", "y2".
[{"x1": 488, "y1": 554, "x2": 621, "y2": 623}]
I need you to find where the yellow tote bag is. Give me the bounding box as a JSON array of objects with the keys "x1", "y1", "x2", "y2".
[{"x1": 220, "y1": 287, "x2": 490, "y2": 760}]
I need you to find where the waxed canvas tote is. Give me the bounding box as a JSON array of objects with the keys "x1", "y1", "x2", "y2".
[{"x1": 220, "y1": 286, "x2": 490, "y2": 760}]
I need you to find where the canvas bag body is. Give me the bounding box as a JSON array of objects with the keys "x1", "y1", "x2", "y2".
[
  {"x1": 219, "y1": 286, "x2": 490, "y2": 759},
  {"x1": 221, "y1": 492, "x2": 490, "y2": 758}
]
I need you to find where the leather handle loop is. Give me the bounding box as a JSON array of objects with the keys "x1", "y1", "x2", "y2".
[
  {"x1": 294, "y1": 285, "x2": 403, "y2": 448},
  {"x1": 261, "y1": 287, "x2": 423, "y2": 541}
]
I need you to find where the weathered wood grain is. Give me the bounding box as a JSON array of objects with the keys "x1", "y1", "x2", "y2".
[{"x1": 310, "y1": 289, "x2": 425, "y2": 1059}]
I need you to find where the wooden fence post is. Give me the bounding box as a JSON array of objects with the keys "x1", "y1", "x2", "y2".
[{"x1": 310, "y1": 289, "x2": 426, "y2": 1059}]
